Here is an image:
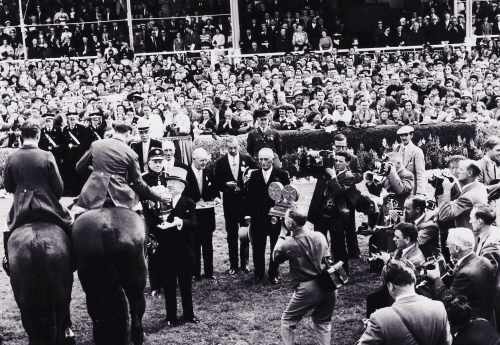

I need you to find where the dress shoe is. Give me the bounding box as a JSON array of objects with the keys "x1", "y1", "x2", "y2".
[
  {"x1": 269, "y1": 277, "x2": 281, "y2": 285},
  {"x1": 164, "y1": 319, "x2": 182, "y2": 327},
  {"x1": 182, "y1": 316, "x2": 200, "y2": 324},
  {"x1": 240, "y1": 265, "x2": 250, "y2": 273}
]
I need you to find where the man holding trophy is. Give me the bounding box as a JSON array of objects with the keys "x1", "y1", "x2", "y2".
[{"x1": 141, "y1": 149, "x2": 199, "y2": 326}]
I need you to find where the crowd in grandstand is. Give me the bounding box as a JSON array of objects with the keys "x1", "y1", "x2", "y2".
[{"x1": 0, "y1": 38, "x2": 498, "y2": 149}]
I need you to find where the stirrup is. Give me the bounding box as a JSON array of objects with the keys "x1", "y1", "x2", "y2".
[{"x1": 2, "y1": 256, "x2": 10, "y2": 276}]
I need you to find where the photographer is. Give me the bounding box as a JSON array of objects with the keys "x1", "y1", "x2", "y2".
[
  {"x1": 273, "y1": 210, "x2": 335, "y2": 345},
  {"x1": 359, "y1": 259, "x2": 452, "y2": 345},
  {"x1": 308, "y1": 151, "x2": 374, "y2": 273},
  {"x1": 366, "y1": 222, "x2": 426, "y2": 317},
  {"x1": 437, "y1": 159, "x2": 488, "y2": 229},
  {"x1": 404, "y1": 196, "x2": 441, "y2": 258},
  {"x1": 365, "y1": 152, "x2": 415, "y2": 225}
]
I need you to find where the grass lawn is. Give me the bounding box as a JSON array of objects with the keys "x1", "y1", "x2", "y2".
[{"x1": 0, "y1": 180, "x2": 380, "y2": 345}]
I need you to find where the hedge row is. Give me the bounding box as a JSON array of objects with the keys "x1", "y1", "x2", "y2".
[{"x1": 0, "y1": 123, "x2": 477, "y2": 187}]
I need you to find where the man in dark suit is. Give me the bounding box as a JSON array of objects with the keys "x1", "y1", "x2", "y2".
[
  {"x1": 145, "y1": 167, "x2": 200, "y2": 325},
  {"x1": 308, "y1": 151, "x2": 374, "y2": 273},
  {"x1": 427, "y1": 227, "x2": 497, "y2": 324},
  {"x1": 246, "y1": 109, "x2": 282, "y2": 159},
  {"x1": 214, "y1": 137, "x2": 256, "y2": 274},
  {"x1": 3, "y1": 120, "x2": 73, "y2": 274},
  {"x1": 366, "y1": 222, "x2": 426, "y2": 317},
  {"x1": 184, "y1": 148, "x2": 220, "y2": 281},
  {"x1": 62, "y1": 112, "x2": 91, "y2": 196},
  {"x1": 74, "y1": 122, "x2": 169, "y2": 213},
  {"x1": 404, "y1": 196, "x2": 441, "y2": 258},
  {"x1": 88, "y1": 112, "x2": 107, "y2": 142},
  {"x1": 359, "y1": 260, "x2": 452, "y2": 345},
  {"x1": 245, "y1": 148, "x2": 290, "y2": 284},
  {"x1": 130, "y1": 117, "x2": 162, "y2": 173},
  {"x1": 332, "y1": 133, "x2": 363, "y2": 257}
]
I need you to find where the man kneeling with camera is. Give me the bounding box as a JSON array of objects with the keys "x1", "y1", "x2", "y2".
[{"x1": 273, "y1": 210, "x2": 336, "y2": 345}]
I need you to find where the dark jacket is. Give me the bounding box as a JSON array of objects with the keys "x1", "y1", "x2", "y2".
[
  {"x1": 4, "y1": 144, "x2": 72, "y2": 231},
  {"x1": 76, "y1": 138, "x2": 161, "y2": 209},
  {"x1": 184, "y1": 165, "x2": 219, "y2": 232},
  {"x1": 214, "y1": 153, "x2": 256, "y2": 221},
  {"x1": 245, "y1": 168, "x2": 290, "y2": 223},
  {"x1": 247, "y1": 127, "x2": 282, "y2": 158},
  {"x1": 452, "y1": 318, "x2": 500, "y2": 345},
  {"x1": 435, "y1": 253, "x2": 497, "y2": 323},
  {"x1": 131, "y1": 138, "x2": 163, "y2": 172}
]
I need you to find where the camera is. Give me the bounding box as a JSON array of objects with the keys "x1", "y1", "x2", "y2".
[{"x1": 428, "y1": 173, "x2": 454, "y2": 196}]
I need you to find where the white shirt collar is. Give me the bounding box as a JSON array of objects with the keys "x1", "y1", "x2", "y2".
[
  {"x1": 229, "y1": 153, "x2": 240, "y2": 163},
  {"x1": 191, "y1": 164, "x2": 203, "y2": 174},
  {"x1": 414, "y1": 213, "x2": 426, "y2": 225},
  {"x1": 262, "y1": 167, "x2": 273, "y2": 180},
  {"x1": 172, "y1": 194, "x2": 181, "y2": 208}
]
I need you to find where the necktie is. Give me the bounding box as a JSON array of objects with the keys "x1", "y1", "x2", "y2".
[
  {"x1": 197, "y1": 169, "x2": 203, "y2": 195},
  {"x1": 231, "y1": 157, "x2": 238, "y2": 180},
  {"x1": 475, "y1": 236, "x2": 481, "y2": 254}
]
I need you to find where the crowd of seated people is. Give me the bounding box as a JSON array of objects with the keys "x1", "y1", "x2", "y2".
[
  {"x1": 473, "y1": 0, "x2": 500, "y2": 35},
  {"x1": 0, "y1": 38, "x2": 497, "y2": 148}
]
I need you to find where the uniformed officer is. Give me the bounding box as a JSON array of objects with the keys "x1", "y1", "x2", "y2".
[
  {"x1": 141, "y1": 147, "x2": 169, "y2": 296},
  {"x1": 62, "y1": 112, "x2": 91, "y2": 196},
  {"x1": 246, "y1": 109, "x2": 282, "y2": 159},
  {"x1": 88, "y1": 112, "x2": 107, "y2": 142},
  {"x1": 39, "y1": 113, "x2": 64, "y2": 171}
]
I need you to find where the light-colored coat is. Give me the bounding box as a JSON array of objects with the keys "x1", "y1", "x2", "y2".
[{"x1": 396, "y1": 142, "x2": 426, "y2": 195}]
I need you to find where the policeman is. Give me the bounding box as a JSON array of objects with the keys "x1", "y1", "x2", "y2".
[
  {"x1": 39, "y1": 113, "x2": 64, "y2": 171},
  {"x1": 88, "y1": 112, "x2": 107, "y2": 142},
  {"x1": 62, "y1": 112, "x2": 90, "y2": 196},
  {"x1": 141, "y1": 148, "x2": 170, "y2": 296}
]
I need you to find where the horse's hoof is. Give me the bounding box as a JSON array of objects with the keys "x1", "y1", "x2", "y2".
[{"x1": 64, "y1": 328, "x2": 75, "y2": 345}]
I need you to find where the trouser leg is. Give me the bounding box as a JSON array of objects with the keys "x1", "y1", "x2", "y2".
[
  {"x1": 192, "y1": 231, "x2": 202, "y2": 279},
  {"x1": 345, "y1": 213, "x2": 360, "y2": 258},
  {"x1": 201, "y1": 229, "x2": 214, "y2": 277},
  {"x1": 250, "y1": 224, "x2": 265, "y2": 280},
  {"x1": 268, "y1": 223, "x2": 281, "y2": 279},
  {"x1": 225, "y1": 216, "x2": 239, "y2": 270},
  {"x1": 331, "y1": 221, "x2": 349, "y2": 273},
  {"x1": 179, "y1": 265, "x2": 194, "y2": 319},
  {"x1": 164, "y1": 267, "x2": 178, "y2": 321}
]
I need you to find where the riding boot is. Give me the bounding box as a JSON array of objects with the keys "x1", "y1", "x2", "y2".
[{"x1": 2, "y1": 231, "x2": 11, "y2": 276}]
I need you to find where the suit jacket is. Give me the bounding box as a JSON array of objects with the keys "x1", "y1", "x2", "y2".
[
  {"x1": 396, "y1": 142, "x2": 426, "y2": 195},
  {"x1": 76, "y1": 138, "x2": 160, "y2": 209},
  {"x1": 438, "y1": 181, "x2": 488, "y2": 229},
  {"x1": 131, "y1": 138, "x2": 162, "y2": 172},
  {"x1": 477, "y1": 156, "x2": 500, "y2": 192},
  {"x1": 39, "y1": 126, "x2": 64, "y2": 160},
  {"x1": 246, "y1": 127, "x2": 282, "y2": 158},
  {"x1": 393, "y1": 243, "x2": 426, "y2": 267},
  {"x1": 436, "y1": 253, "x2": 496, "y2": 322},
  {"x1": 4, "y1": 144, "x2": 72, "y2": 231},
  {"x1": 452, "y1": 318, "x2": 500, "y2": 345},
  {"x1": 358, "y1": 294, "x2": 451, "y2": 345},
  {"x1": 308, "y1": 170, "x2": 373, "y2": 227},
  {"x1": 214, "y1": 152, "x2": 256, "y2": 221},
  {"x1": 245, "y1": 167, "x2": 290, "y2": 224},
  {"x1": 383, "y1": 167, "x2": 415, "y2": 203},
  {"x1": 184, "y1": 165, "x2": 219, "y2": 232},
  {"x1": 416, "y1": 213, "x2": 441, "y2": 258},
  {"x1": 156, "y1": 195, "x2": 197, "y2": 262}
]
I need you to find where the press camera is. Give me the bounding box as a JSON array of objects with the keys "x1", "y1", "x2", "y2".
[{"x1": 268, "y1": 182, "x2": 299, "y2": 224}]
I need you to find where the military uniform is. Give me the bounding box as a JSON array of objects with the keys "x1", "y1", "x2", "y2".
[
  {"x1": 62, "y1": 123, "x2": 91, "y2": 196},
  {"x1": 246, "y1": 127, "x2": 282, "y2": 158}
]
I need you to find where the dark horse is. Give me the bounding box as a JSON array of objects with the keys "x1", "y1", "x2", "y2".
[
  {"x1": 72, "y1": 207, "x2": 146, "y2": 345},
  {"x1": 8, "y1": 222, "x2": 73, "y2": 345}
]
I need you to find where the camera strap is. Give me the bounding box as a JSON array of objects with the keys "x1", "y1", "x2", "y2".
[{"x1": 392, "y1": 307, "x2": 425, "y2": 345}]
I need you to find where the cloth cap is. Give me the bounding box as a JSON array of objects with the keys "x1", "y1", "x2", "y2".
[
  {"x1": 136, "y1": 117, "x2": 150, "y2": 130},
  {"x1": 397, "y1": 126, "x2": 414, "y2": 135}
]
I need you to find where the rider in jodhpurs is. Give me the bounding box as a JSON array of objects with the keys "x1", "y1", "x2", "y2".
[{"x1": 3, "y1": 120, "x2": 73, "y2": 275}]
